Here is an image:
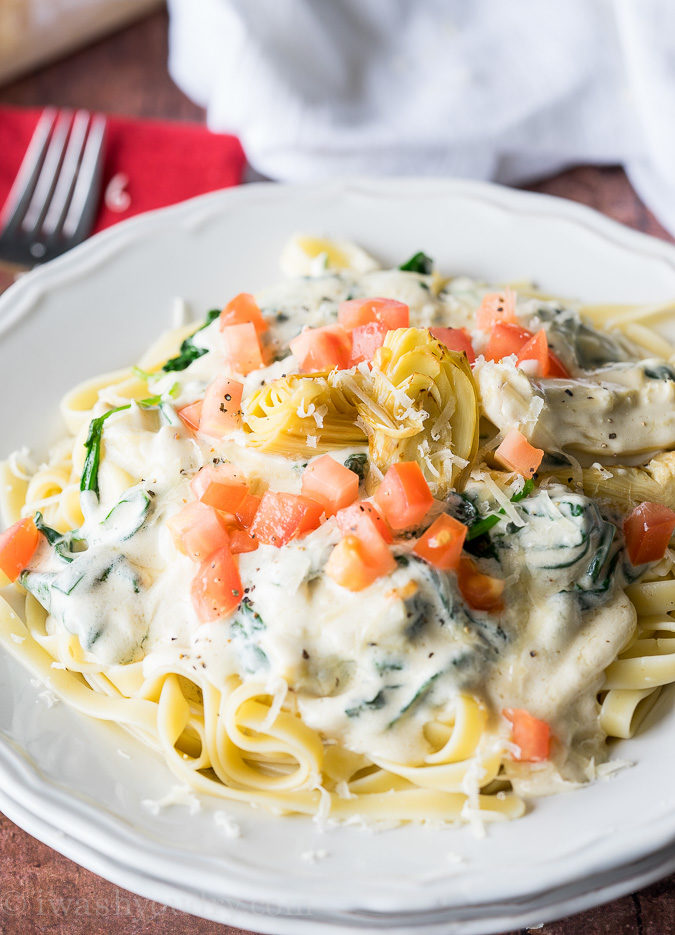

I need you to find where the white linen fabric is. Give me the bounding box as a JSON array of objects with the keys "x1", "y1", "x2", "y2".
[{"x1": 167, "y1": 0, "x2": 675, "y2": 234}]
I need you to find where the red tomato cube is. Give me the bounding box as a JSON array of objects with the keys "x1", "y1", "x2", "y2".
[
  {"x1": 624, "y1": 501, "x2": 675, "y2": 565},
  {"x1": 373, "y1": 462, "x2": 434, "y2": 531},
  {"x1": 457, "y1": 555, "x2": 504, "y2": 612},
  {"x1": 220, "y1": 292, "x2": 268, "y2": 334},
  {"x1": 476, "y1": 289, "x2": 518, "y2": 331},
  {"x1": 430, "y1": 327, "x2": 476, "y2": 364},
  {"x1": 349, "y1": 321, "x2": 388, "y2": 365},
  {"x1": 484, "y1": 323, "x2": 533, "y2": 362},
  {"x1": 229, "y1": 528, "x2": 259, "y2": 554},
  {"x1": 289, "y1": 325, "x2": 352, "y2": 372},
  {"x1": 503, "y1": 708, "x2": 551, "y2": 762},
  {"x1": 191, "y1": 546, "x2": 243, "y2": 621},
  {"x1": 250, "y1": 491, "x2": 324, "y2": 547},
  {"x1": 190, "y1": 464, "x2": 248, "y2": 513},
  {"x1": 413, "y1": 514, "x2": 467, "y2": 571},
  {"x1": 0, "y1": 517, "x2": 40, "y2": 581},
  {"x1": 167, "y1": 501, "x2": 230, "y2": 562},
  {"x1": 301, "y1": 455, "x2": 359, "y2": 516},
  {"x1": 221, "y1": 322, "x2": 264, "y2": 375},
  {"x1": 516, "y1": 329, "x2": 551, "y2": 378},
  {"x1": 494, "y1": 429, "x2": 543, "y2": 477},
  {"x1": 177, "y1": 399, "x2": 203, "y2": 433},
  {"x1": 200, "y1": 376, "x2": 243, "y2": 437},
  {"x1": 338, "y1": 297, "x2": 409, "y2": 331},
  {"x1": 235, "y1": 493, "x2": 261, "y2": 528},
  {"x1": 325, "y1": 533, "x2": 395, "y2": 591},
  {"x1": 336, "y1": 501, "x2": 393, "y2": 544}
]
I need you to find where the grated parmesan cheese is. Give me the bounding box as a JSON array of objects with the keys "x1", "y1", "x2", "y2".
[
  {"x1": 215, "y1": 810, "x2": 242, "y2": 838},
  {"x1": 476, "y1": 471, "x2": 526, "y2": 527},
  {"x1": 141, "y1": 784, "x2": 201, "y2": 816}
]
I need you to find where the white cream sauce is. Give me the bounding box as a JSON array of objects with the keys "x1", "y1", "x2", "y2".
[{"x1": 21, "y1": 262, "x2": 667, "y2": 775}]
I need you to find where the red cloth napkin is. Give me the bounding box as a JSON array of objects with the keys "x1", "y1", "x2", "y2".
[{"x1": 0, "y1": 107, "x2": 246, "y2": 234}]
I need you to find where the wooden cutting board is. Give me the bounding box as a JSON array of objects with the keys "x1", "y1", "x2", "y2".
[{"x1": 0, "y1": 0, "x2": 162, "y2": 85}]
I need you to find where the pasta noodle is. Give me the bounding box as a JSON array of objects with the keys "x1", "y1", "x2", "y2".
[{"x1": 2, "y1": 238, "x2": 675, "y2": 828}]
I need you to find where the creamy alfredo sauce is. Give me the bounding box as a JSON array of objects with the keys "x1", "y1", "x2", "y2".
[{"x1": 21, "y1": 260, "x2": 665, "y2": 781}]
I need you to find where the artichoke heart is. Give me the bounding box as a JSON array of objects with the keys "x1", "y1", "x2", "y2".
[
  {"x1": 335, "y1": 328, "x2": 479, "y2": 495},
  {"x1": 243, "y1": 373, "x2": 366, "y2": 454},
  {"x1": 243, "y1": 328, "x2": 479, "y2": 495},
  {"x1": 541, "y1": 450, "x2": 675, "y2": 512}
]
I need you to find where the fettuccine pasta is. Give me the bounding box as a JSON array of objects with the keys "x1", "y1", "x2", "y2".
[{"x1": 2, "y1": 236, "x2": 675, "y2": 826}]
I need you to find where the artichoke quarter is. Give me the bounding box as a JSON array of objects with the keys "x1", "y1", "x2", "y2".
[
  {"x1": 333, "y1": 328, "x2": 479, "y2": 496},
  {"x1": 541, "y1": 451, "x2": 675, "y2": 513},
  {"x1": 243, "y1": 373, "x2": 366, "y2": 454},
  {"x1": 243, "y1": 328, "x2": 480, "y2": 497}
]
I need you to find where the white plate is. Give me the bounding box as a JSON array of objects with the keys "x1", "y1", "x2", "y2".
[{"x1": 2, "y1": 179, "x2": 675, "y2": 934}]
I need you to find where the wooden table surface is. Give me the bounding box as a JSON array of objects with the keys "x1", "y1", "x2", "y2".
[{"x1": 1, "y1": 10, "x2": 674, "y2": 935}]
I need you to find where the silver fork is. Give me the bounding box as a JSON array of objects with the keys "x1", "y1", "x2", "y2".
[{"x1": 0, "y1": 108, "x2": 107, "y2": 267}]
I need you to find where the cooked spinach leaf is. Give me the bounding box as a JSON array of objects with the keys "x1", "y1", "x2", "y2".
[
  {"x1": 33, "y1": 512, "x2": 84, "y2": 564},
  {"x1": 33, "y1": 512, "x2": 63, "y2": 545},
  {"x1": 161, "y1": 308, "x2": 220, "y2": 372},
  {"x1": 388, "y1": 672, "x2": 441, "y2": 727},
  {"x1": 344, "y1": 452, "x2": 368, "y2": 481},
  {"x1": 346, "y1": 689, "x2": 388, "y2": 718},
  {"x1": 644, "y1": 363, "x2": 675, "y2": 382},
  {"x1": 230, "y1": 598, "x2": 268, "y2": 673},
  {"x1": 465, "y1": 479, "x2": 534, "y2": 541},
  {"x1": 445, "y1": 491, "x2": 478, "y2": 527},
  {"x1": 80, "y1": 395, "x2": 165, "y2": 497},
  {"x1": 399, "y1": 252, "x2": 433, "y2": 275}
]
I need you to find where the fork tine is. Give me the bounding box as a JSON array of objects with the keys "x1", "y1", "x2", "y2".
[
  {"x1": 21, "y1": 110, "x2": 73, "y2": 235},
  {"x1": 0, "y1": 108, "x2": 57, "y2": 235},
  {"x1": 42, "y1": 110, "x2": 90, "y2": 238},
  {"x1": 62, "y1": 115, "x2": 107, "y2": 243}
]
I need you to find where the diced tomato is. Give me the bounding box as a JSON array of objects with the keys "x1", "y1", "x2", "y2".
[
  {"x1": 430, "y1": 327, "x2": 476, "y2": 364},
  {"x1": 177, "y1": 400, "x2": 203, "y2": 433},
  {"x1": 199, "y1": 376, "x2": 243, "y2": 437},
  {"x1": 191, "y1": 546, "x2": 243, "y2": 621},
  {"x1": 250, "y1": 491, "x2": 324, "y2": 547},
  {"x1": 220, "y1": 292, "x2": 268, "y2": 334},
  {"x1": 349, "y1": 321, "x2": 388, "y2": 365},
  {"x1": 221, "y1": 322, "x2": 264, "y2": 375},
  {"x1": 235, "y1": 493, "x2": 261, "y2": 528},
  {"x1": 516, "y1": 330, "x2": 571, "y2": 379},
  {"x1": 229, "y1": 527, "x2": 259, "y2": 554},
  {"x1": 485, "y1": 323, "x2": 571, "y2": 378},
  {"x1": 484, "y1": 322, "x2": 533, "y2": 362},
  {"x1": 190, "y1": 464, "x2": 248, "y2": 513},
  {"x1": 546, "y1": 349, "x2": 571, "y2": 379},
  {"x1": 0, "y1": 517, "x2": 40, "y2": 581},
  {"x1": 290, "y1": 324, "x2": 352, "y2": 373},
  {"x1": 476, "y1": 288, "x2": 518, "y2": 331},
  {"x1": 503, "y1": 708, "x2": 551, "y2": 762},
  {"x1": 516, "y1": 329, "x2": 551, "y2": 377},
  {"x1": 301, "y1": 455, "x2": 359, "y2": 516},
  {"x1": 413, "y1": 514, "x2": 467, "y2": 571},
  {"x1": 494, "y1": 428, "x2": 543, "y2": 477},
  {"x1": 325, "y1": 533, "x2": 396, "y2": 591},
  {"x1": 167, "y1": 501, "x2": 230, "y2": 562},
  {"x1": 624, "y1": 501, "x2": 675, "y2": 565},
  {"x1": 338, "y1": 297, "x2": 409, "y2": 332},
  {"x1": 457, "y1": 556, "x2": 504, "y2": 612},
  {"x1": 336, "y1": 501, "x2": 393, "y2": 544},
  {"x1": 373, "y1": 462, "x2": 434, "y2": 531}
]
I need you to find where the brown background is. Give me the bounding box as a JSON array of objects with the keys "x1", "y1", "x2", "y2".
[{"x1": 0, "y1": 10, "x2": 674, "y2": 935}]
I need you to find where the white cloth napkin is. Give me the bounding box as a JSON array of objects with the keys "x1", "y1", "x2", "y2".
[{"x1": 167, "y1": 0, "x2": 675, "y2": 235}]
